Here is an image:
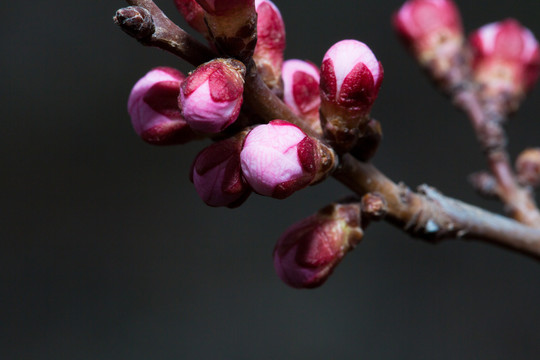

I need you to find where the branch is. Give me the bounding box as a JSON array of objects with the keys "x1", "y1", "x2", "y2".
[{"x1": 114, "y1": 0, "x2": 540, "y2": 260}]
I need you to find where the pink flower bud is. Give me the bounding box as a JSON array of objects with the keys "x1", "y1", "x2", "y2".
[
  {"x1": 320, "y1": 40, "x2": 383, "y2": 116},
  {"x1": 190, "y1": 133, "x2": 251, "y2": 208},
  {"x1": 240, "y1": 120, "x2": 328, "y2": 199},
  {"x1": 273, "y1": 202, "x2": 363, "y2": 289},
  {"x1": 253, "y1": 0, "x2": 286, "y2": 89},
  {"x1": 174, "y1": 0, "x2": 208, "y2": 36},
  {"x1": 469, "y1": 19, "x2": 540, "y2": 96},
  {"x1": 393, "y1": 0, "x2": 463, "y2": 63},
  {"x1": 128, "y1": 67, "x2": 197, "y2": 145},
  {"x1": 282, "y1": 59, "x2": 320, "y2": 119},
  {"x1": 319, "y1": 40, "x2": 383, "y2": 153},
  {"x1": 180, "y1": 58, "x2": 246, "y2": 134}
]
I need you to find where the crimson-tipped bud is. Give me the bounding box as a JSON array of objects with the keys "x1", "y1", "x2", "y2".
[
  {"x1": 253, "y1": 0, "x2": 286, "y2": 91},
  {"x1": 516, "y1": 148, "x2": 540, "y2": 187},
  {"x1": 393, "y1": 0, "x2": 463, "y2": 71},
  {"x1": 469, "y1": 20, "x2": 540, "y2": 112},
  {"x1": 319, "y1": 40, "x2": 383, "y2": 153},
  {"x1": 196, "y1": 0, "x2": 257, "y2": 62},
  {"x1": 180, "y1": 58, "x2": 246, "y2": 134},
  {"x1": 174, "y1": 0, "x2": 208, "y2": 36},
  {"x1": 282, "y1": 59, "x2": 322, "y2": 136},
  {"x1": 190, "y1": 132, "x2": 251, "y2": 208},
  {"x1": 128, "y1": 67, "x2": 197, "y2": 145},
  {"x1": 273, "y1": 202, "x2": 363, "y2": 289},
  {"x1": 240, "y1": 120, "x2": 335, "y2": 199}
]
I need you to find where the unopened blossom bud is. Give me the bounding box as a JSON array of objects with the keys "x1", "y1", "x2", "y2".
[
  {"x1": 282, "y1": 59, "x2": 322, "y2": 136},
  {"x1": 273, "y1": 202, "x2": 363, "y2": 289},
  {"x1": 240, "y1": 120, "x2": 335, "y2": 199},
  {"x1": 190, "y1": 132, "x2": 251, "y2": 208},
  {"x1": 469, "y1": 20, "x2": 540, "y2": 112},
  {"x1": 196, "y1": 0, "x2": 257, "y2": 62},
  {"x1": 516, "y1": 148, "x2": 540, "y2": 187},
  {"x1": 174, "y1": 0, "x2": 208, "y2": 37},
  {"x1": 393, "y1": 0, "x2": 463, "y2": 75},
  {"x1": 180, "y1": 58, "x2": 246, "y2": 134},
  {"x1": 253, "y1": 0, "x2": 286, "y2": 91},
  {"x1": 320, "y1": 40, "x2": 383, "y2": 153},
  {"x1": 128, "y1": 67, "x2": 197, "y2": 145}
]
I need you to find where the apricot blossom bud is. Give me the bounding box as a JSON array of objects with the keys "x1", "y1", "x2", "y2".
[
  {"x1": 240, "y1": 120, "x2": 335, "y2": 199},
  {"x1": 393, "y1": 0, "x2": 463, "y2": 68},
  {"x1": 128, "y1": 67, "x2": 197, "y2": 145},
  {"x1": 320, "y1": 40, "x2": 383, "y2": 153},
  {"x1": 273, "y1": 202, "x2": 363, "y2": 289},
  {"x1": 174, "y1": 0, "x2": 208, "y2": 36},
  {"x1": 469, "y1": 20, "x2": 540, "y2": 109},
  {"x1": 516, "y1": 148, "x2": 540, "y2": 187},
  {"x1": 190, "y1": 132, "x2": 251, "y2": 208},
  {"x1": 180, "y1": 58, "x2": 246, "y2": 134},
  {"x1": 253, "y1": 0, "x2": 286, "y2": 91},
  {"x1": 282, "y1": 59, "x2": 321, "y2": 134}
]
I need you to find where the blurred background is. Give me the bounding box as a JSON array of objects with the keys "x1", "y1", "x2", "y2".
[{"x1": 3, "y1": 0, "x2": 540, "y2": 359}]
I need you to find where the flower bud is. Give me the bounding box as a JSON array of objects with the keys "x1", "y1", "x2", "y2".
[
  {"x1": 393, "y1": 0, "x2": 463, "y2": 70},
  {"x1": 253, "y1": 0, "x2": 286, "y2": 91},
  {"x1": 190, "y1": 132, "x2": 251, "y2": 208},
  {"x1": 128, "y1": 67, "x2": 197, "y2": 145},
  {"x1": 282, "y1": 59, "x2": 322, "y2": 135},
  {"x1": 516, "y1": 148, "x2": 540, "y2": 187},
  {"x1": 319, "y1": 40, "x2": 383, "y2": 153},
  {"x1": 273, "y1": 202, "x2": 363, "y2": 289},
  {"x1": 469, "y1": 19, "x2": 540, "y2": 111},
  {"x1": 240, "y1": 120, "x2": 335, "y2": 199},
  {"x1": 180, "y1": 58, "x2": 246, "y2": 134},
  {"x1": 196, "y1": 0, "x2": 257, "y2": 62},
  {"x1": 174, "y1": 0, "x2": 208, "y2": 36}
]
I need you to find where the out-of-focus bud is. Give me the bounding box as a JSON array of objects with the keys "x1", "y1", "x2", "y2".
[
  {"x1": 190, "y1": 131, "x2": 251, "y2": 208},
  {"x1": 128, "y1": 67, "x2": 197, "y2": 145},
  {"x1": 282, "y1": 59, "x2": 322, "y2": 136},
  {"x1": 469, "y1": 171, "x2": 499, "y2": 198},
  {"x1": 273, "y1": 202, "x2": 363, "y2": 289},
  {"x1": 516, "y1": 148, "x2": 540, "y2": 187},
  {"x1": 240, "y1": 120, "x2": 335, "y2": 199},
  {"x1": 253, "y1": 0, "x2": 286, "y2": 91},
  {"x1": 319, "y1": 40, "x2": 383, "y2": 153},
  {"x1": 469, "y1": 20, "x2": 540, "y2": 112},
  {"x1": 393, "y1": 0, "x2": 463, "y2": 79},
  {"x1": 180, "y1": 58, "x2": 246, "y2": 134},
  {"x1": 195, "y1": 0, "x2": 257, "y2": 62},
  {"x1": 174, "y1": 0, "x2": 208, "y2": 37}
]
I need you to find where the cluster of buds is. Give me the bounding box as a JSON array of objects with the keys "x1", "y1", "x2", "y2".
[
  {"x1": 393, "y1": 0, "x2": 540, "y2": 105},
  {"x1": 120, "y1": 0, "x2": 392, "y2": 289},
  {"x1": 469, "y1": 20, "x2": 540, "y2": 113}
]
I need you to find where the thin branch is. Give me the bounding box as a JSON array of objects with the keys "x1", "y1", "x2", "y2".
[{"x1": 115, "y1": 0, "x2": 540, "y2": 260}]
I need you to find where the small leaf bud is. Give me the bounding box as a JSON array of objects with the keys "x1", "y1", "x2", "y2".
[{"x1": 516, "y1": 148, "x2": 540, "y2": 187}]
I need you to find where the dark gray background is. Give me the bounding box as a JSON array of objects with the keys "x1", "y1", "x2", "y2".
[{"x1": 3, "y1": 0, "x2": 540, "y2": 359}]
